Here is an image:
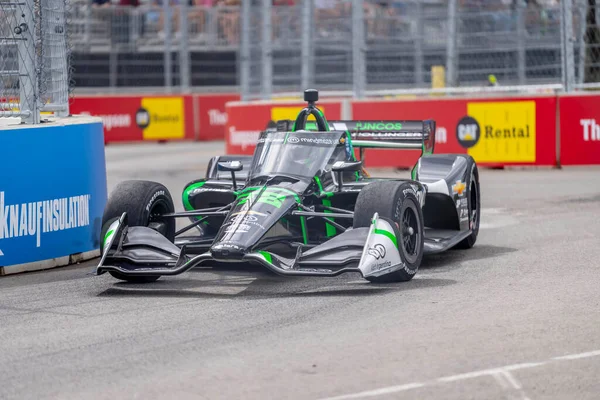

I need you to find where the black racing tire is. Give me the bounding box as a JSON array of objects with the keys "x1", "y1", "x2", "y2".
[
  {"x1": 454, "y1": 162, "x2": 480, "y2": 249},
  {"x1": 100, "y1": 180, "x2": 176, "y2": 283},
  {"x1": 353, "y1": 181, "x2": 424, "y2": 283}
]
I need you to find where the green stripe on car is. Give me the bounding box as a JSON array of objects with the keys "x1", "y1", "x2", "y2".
[
  {"x1": 182, "y1": 181, "x2": 206, "y2": 211},
  {"x1": 258, "y1": 250, "x2": 272, "y2": 264},
  {"x1": 374, "y1": 228, "x2": 398, "y2": 249}
]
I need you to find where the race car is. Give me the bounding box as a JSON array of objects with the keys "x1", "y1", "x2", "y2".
[{"x1": 96, "y1": 89, "x2": 480, "y2": 284}]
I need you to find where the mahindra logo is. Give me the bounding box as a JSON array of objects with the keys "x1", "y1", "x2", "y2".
[
  {"x1": 225, "y1": 224, "x2": 251, "y2": 233},
  {"x1": 580, "y1": 119, "x2": 600, "y2": 141},
  {"x1": 232, "y1": 215, "x2": 258, "y2": 223},
  {"x1": 367, "y1": 244, "x2": 386, "y2": 259}
]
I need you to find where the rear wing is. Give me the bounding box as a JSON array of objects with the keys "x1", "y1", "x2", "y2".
[
  {"x1": 329, "y1": 120, "x2": 436, "y2": 154},
  {"x1": 274, "y1": 119, "x2": 436, "y2": 155}
]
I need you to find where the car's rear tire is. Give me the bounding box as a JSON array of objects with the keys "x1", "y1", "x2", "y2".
[
  {"x1": 101, "y1": 180, "x2": 176, "y2": 283},
  {"x1": 353, "y1": 181, "x2": 424, "y2": 283},
  {"x1": 454, "y1": 163, "x2": 480, "y2": 249}
]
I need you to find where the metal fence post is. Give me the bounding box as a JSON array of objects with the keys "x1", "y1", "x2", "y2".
[
  {"x1": 83, "y1": 3, "x2": 91, "y2": 51},
  {"x1": 576, "y1": 0, "x2": 586, "y2": 84},
  {"x1": 261, "y1": 0, "x2": 273, "y2": 100},
  {"x1": 163, "y1": 0, "x2": 172, "y2": 92},
  {"x1": 352, "y1": 0, "x2": 365, "y2": 98},
  {"x1": 42, "y1": 0, "x2": 70, "y2": 117},
  {"x1": 19, "y1": 0, "x2": 39, "y2": 124},
  {"x1": 562, "y1": 0, "x2": 575, "y2": 91},
  {"x1": 179, "y1": 0, "x2": 190, "y2": 91},
  {"x1": 414, "y1": 0, "x2": 424, "y2": 87},
  {"x1": 446, "y1": 0, "x2": 458, "y2": 87},
  {"x1": 301, "y1": 0, "x2": 313, "y2": 90},
  {"x1": 240, "y1": 0, "x2": 251, "y2": 101},
  {"x1": 517, "y1": 0, "x2": 526, "y2": 85}
]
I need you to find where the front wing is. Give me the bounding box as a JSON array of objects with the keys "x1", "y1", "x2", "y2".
[{"x1": 96, "y1": 212, "x2": 408, "y2": 279}]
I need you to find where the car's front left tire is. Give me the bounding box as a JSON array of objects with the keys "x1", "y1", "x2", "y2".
[{"x1": 100, "y1": 180, "x2": 176, "y2": 283}]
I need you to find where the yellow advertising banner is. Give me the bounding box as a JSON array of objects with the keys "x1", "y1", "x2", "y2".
[
  {"x1": 271, "y1": 106, "x2": 326, "y2": 122},
  {"x1": 138, "y1": 97, "x2": 185, "y2": 140},
  {"x1": 465, "y1": 101, "x2": 536, "y2": 163}
]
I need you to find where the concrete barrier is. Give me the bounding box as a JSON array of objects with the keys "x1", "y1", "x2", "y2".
[{"x1": 0, "y1": 116, "x2": 107, "y2": 275}]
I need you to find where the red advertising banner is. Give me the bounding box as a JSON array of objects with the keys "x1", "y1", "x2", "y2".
[
  {"x1": 352, "y1": 96, "x2": 557, "y2": 168},
  {"x1": 225, "y1": 101, "x2": 342, "y2": 154},
  {"x1": 559, "y1": 94, "x2": 600, "y2": 165},
  {"x1": 70, "y1": 95, "x2": 195, "y2": 143},
  {"x1": 196, "y1": 94, "x2": 240, "y2": 141},
  {"x1": 352, "y1": 98, "x2": 466, "y2": 168},
  {"x1": 70, "y1": 96, "x2": 142, "y2": 142}
]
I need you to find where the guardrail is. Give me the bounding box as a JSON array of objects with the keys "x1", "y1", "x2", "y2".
[
  {"x1": 0, "y1": 116, "x2": 107, "y2": 274},
  {"x1": 68, "y1": 89, "x2": 600, "y2": 167}
]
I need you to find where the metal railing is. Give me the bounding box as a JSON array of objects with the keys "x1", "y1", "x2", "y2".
[
  {"x1": 1, "y1": 0, "x2": 71, "y2": 123},
  {"x1": 6, "y1": 0, "x2": 600, "y2": 106},
  {"x1": 239, "y1": 0, "x2": 578, "y2": 99}
]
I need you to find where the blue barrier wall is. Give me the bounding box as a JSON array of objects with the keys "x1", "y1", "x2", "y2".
[{"x1": 0, "y1": 119, "x2": 107, "y2": 268}]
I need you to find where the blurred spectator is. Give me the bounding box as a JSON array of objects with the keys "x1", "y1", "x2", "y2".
[
  {"x1": 155, "y1": 0, "x2": 194, "y2": 40},
  {"x1": 315, "y1": 0, "x2": 341, "y2": 21},
  {"x1": 91, "y1": 0, "x2": 111, "y2": 8},
  {"x1": 272, "y1": 0, "x2": 298, "y2": 43},
  {"x1": 315, "y1": 0, "x2": 342, "y2": 37},
  {"x1": 110, "y1": 0, "x2": 142, "y2": 44},
  {"x1": 488, "y1": 74, "x2": 499, "y2": 86},
  {"x1": 189, "y1": 0, "x2": 216, "y2": 41},
  {"x1": 216, "y1": 0, "x2": 240, "y2": 45}
]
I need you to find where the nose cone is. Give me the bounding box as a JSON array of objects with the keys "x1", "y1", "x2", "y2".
[{"x1": 210, "y1": 243, "x2": 247, "y2": 261}]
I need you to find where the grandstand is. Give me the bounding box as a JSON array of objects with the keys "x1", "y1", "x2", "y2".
[{"x1": 66, "y1": 0, "x2": 576, "y2": 94}]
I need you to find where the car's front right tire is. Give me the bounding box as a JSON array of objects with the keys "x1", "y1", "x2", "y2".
[{"x1": 353, "y1": 181, "x2": 424, "y2": 283}]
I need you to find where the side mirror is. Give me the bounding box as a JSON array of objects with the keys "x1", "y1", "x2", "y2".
[
  {"x1": 217, "y1": 161, "x2": 243, "y2": 190},
  {"x1": 331, "y1": 161, "x2": 362, "y2": 191},
  {"x1": 217, "y1": 161, "x2": 243, "y2": 172},
  {"x1": 332, "y1": 161, "x2": 362, "y2": 172}
]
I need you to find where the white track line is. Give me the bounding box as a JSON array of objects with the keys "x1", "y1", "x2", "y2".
[
  {"x1": 438, "y1": 368, "x2": 501, "y2": 383},
  {"x1": 497, "y1": 370, "x2": 523, "y2": 390},
  {"x1": 319, "y1": 383, "x2": 426, "y2": 400},
  {"x1": 553, "y1": 350, "x2": 600, "y2": 361},
  {"x1": 318, "y1": 349, "x2": 600, "y2": 400},
  {"x1": 492, "y1": 370, "x2": 532, "y2": 400},
  {"x1": 503, "y1": 362, "x2": 546, "y2": 371}
]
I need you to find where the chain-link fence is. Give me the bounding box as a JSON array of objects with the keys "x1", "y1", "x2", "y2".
[
  {"x1": 68, "y1": 2, "x2": 240, "y2": 89},
  {"x1": 574, "y1": 0, "x2": 600, "y2": 88},
  {"x1": 7, "y1": 0, "x2": 600, "y2": 104},
  {"x1": 1, "y1": 0, "x2": 39, "y2": 121},
  {"x1": 241, "y1": 0, "x2": 575, "y2": 99},
  {"x1": 0, "y1": 0, "x2": 71, "y2": 123}
]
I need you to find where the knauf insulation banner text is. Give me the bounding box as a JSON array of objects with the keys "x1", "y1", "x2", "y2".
[
  {"x1": 0, "y1": 192, "x2": 91, "y2": 248},
  {"x1": 0, "y1": 121, "x2": 107, "y2": 267}
]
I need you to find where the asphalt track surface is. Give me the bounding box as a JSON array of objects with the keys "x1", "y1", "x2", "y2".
[{"x1": 1, "y1": 142, "x2": 600, "y2": 400}]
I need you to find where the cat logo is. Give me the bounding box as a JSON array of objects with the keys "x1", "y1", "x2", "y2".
[{"x1": 456, "y1": 116, "x2": 480, "y2": 148}]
